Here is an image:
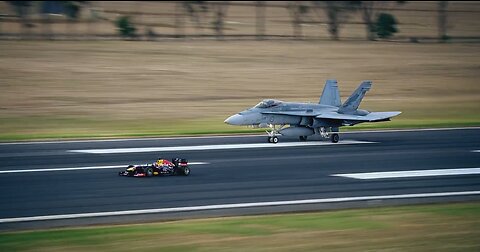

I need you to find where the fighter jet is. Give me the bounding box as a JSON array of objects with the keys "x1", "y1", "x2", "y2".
[{"x1": 224, "y1": 80, "x2": 401, "y2": 143}]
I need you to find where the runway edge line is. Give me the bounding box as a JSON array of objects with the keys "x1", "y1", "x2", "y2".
[{"x1": 1, "y1": 191, "x2": 480, "y2": 224}]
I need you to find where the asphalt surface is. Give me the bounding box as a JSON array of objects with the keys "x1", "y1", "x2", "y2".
[{"x1": 0, "y1": 128, "x2": 479, "y2": 230}]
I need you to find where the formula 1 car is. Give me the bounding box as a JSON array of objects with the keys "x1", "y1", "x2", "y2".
[{"x1": 119, "y1": 158, "x2": 190, "y2": 177}]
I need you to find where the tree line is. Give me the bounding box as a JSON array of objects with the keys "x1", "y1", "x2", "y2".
[{"x1": 5, "y1": 1, "x2": 451, "y2": 42}]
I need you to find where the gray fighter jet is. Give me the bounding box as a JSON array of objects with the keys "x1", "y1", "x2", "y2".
[{"x1": 224, "y1": 80, "x2": 401, "y2": 143}]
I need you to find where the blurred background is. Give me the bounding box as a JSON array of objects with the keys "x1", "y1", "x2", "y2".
[{"x1": 0, "y1": 1, "x2": 479, "y2": 140}]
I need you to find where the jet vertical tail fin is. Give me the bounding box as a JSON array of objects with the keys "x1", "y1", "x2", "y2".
[
  {"x1": 338, "y1": 81, "x2": 372, "y2": 114},
  {"x1": 319, "y1": 79, "x2": 341, "y2": 107}
]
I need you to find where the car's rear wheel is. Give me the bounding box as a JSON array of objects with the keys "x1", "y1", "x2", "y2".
[
  {"x1": 182, "y1": 167, "x2": 190, "y2": 176},
  {"x1": 145, "y1": 167, "x2": 154, "y2": 177}
]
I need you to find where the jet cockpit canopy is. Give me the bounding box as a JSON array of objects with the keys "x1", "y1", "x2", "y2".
[{"x1": 254, "y1": 99, "x2": 282, "y2": 109}]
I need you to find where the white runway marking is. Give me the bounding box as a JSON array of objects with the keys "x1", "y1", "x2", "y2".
[
  {"x1": 1, "y1": 191, "x2": 479, "y2": 223},
  {"x1": 333, "y1": 168, "x2": 480, "y2": 180},
  {"x1": 68, "y1": 140, "x2": 375, "y2": 154},
  {"x1": 472, "y1": 150, "x2": 480, "y2": 153},
  {"x1": 1, "y1": 127, "x2": 477, "y2": 145},
  {"x1": 0, "y1": 162, "x2": 209, "y2": 174}
]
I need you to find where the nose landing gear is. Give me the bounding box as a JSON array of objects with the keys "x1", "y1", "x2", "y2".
[
  {"x1": 266, "y1": 124, "x2": 284, "y2": 144},
  {"x1": 268, "y1": 136, "x2": 279, "y2": 143}
]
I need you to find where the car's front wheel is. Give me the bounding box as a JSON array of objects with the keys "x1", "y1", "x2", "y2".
[{"x1": 145, "y1": 167, "x2": 154, "y2": 177}]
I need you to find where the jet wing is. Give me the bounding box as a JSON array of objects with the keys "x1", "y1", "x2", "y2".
[
  {"x1": 261, "y1": 110, "x2": 322, "y2": 117},
  {"x1": 261, "y1": 110, "x2": 401, "y2": 122},
  {"x1": 316, "y1": 111, "x2": 402, "y2": 122}
]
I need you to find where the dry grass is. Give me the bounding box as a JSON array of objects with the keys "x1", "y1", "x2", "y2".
[
  {"x1": 0, "y1": 40, "x2": 479, "y2": 140},
  {"x1": 0, "y1": 1, "x2": 479, "y2": 140}
]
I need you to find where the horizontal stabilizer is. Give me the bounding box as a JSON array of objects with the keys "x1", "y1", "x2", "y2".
[{"x1": 316, "y1": 111, "x2": 402, "y2": 122}]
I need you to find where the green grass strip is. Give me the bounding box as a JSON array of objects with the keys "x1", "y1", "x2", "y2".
[{"x1": 1, "y1": 202, "x2": 479, "y2": 251}]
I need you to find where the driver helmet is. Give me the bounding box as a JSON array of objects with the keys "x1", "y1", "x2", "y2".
[{"x1": 156, "y1": 158, "x2": 164, "y2": 167}]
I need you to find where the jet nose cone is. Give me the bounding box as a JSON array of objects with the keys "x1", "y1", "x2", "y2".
[{"x1": 224, "y1": 114, "x2": 243, "y2": 125}]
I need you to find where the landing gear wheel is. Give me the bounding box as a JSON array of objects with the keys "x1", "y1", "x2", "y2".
[
  {"x1": 272, "y1": 136, "x2": 279, "y2": 144},
  {"x1": 331, "y1": 133, "x2": 339, "y2": 143},
  {"x1": 267, "y1": 137, "x2": 272, "y2": 143},
  {"x1": 299, "y1": 136, "x2": 307, "y2": 141}
]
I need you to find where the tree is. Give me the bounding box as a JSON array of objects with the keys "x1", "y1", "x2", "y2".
[
  {"x1": 359, "y1": 1, "x2": 376, "y2": 41},
  {"x1": 183, "y1": 1, "x2": 209, "y2": 35},
  {"x1": 64, "y1": 1, "x2": 81, "y2": 19},
  {"x1": 115, "y1": 16, "x2": 136, "y2": 39},
  {"x1": 8, "y1": 1, "x2": 32, "y2": 38},
  {"x1": 182, "y1": 1, "x2": 228, "y2": 40},
  {"x1": 174, "y1": 1, "x2": 185, "y2": 38},
  {"x1": 313, "y1": 1, "x2": 359, "y2": 41},
  {"x1": 287, "y1": 1, "x2": 309, "y2": 39},
  {"x1": 375, "y1": 12, "x2": 398, "y2": 39},
  {"x1": 255, "y1": 1, "x2": 266, "y2": 40},
  {"x1": 64, "y1": 1, "x2": 83, "y2": 37},
  {"x1": 211, "y1": 1, "x2": 229, "y2": 40},
  {"x1": 438, "y1": 1, "x2": 448, "y2": 42},
  {"x1": 358, "y1": 1, "x2": 405, "y2": 41}
]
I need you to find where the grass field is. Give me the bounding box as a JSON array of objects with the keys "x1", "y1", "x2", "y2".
[
  {"x1": 1, "y1": 202, "x2": 479, "y2": 251},
  {"x1": 0, "y1": 2, "x2": 479, "y2": 141},
  {"x1": 0, "y1": 39, "x2": 479, "y2": 141}
]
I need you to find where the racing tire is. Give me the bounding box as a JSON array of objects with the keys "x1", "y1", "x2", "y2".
[
  {"x1": 182, "y1": 167, "x2": 190, "y2": 176},
  {"x1": 145, "y1": 167, "x2": 154, "y2": 177},
  {"x1": 331, "y1": 133, "x2": 339, "y2": 143}
]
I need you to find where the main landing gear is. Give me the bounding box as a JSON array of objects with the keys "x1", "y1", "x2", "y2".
[
  {"x1": 265, "y1": 125, "x2": 339, "y2": 144},
  {"x1": 331, "y1": 133, "x2": 339, "y2": 143},
  {"x1": 318, "y1": 127, "x2": 339, "y2": 143}
]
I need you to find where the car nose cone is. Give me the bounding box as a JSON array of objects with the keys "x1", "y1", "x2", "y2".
[{"x1": 224, "y1": 114, "x2": 243, "y2": 125}]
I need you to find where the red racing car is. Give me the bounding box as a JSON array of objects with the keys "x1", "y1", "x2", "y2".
[{"x1": 119, "y1": 157, "x2": 190, "y2": 177}]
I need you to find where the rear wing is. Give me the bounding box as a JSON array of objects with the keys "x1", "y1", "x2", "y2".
[{"x1": 172, "y1": 157, "x2": 188, "y2": 166}]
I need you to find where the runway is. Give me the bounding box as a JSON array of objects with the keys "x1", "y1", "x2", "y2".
[{"x1": 0, "y1": 128, "x2": 479, "y2": 230}]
